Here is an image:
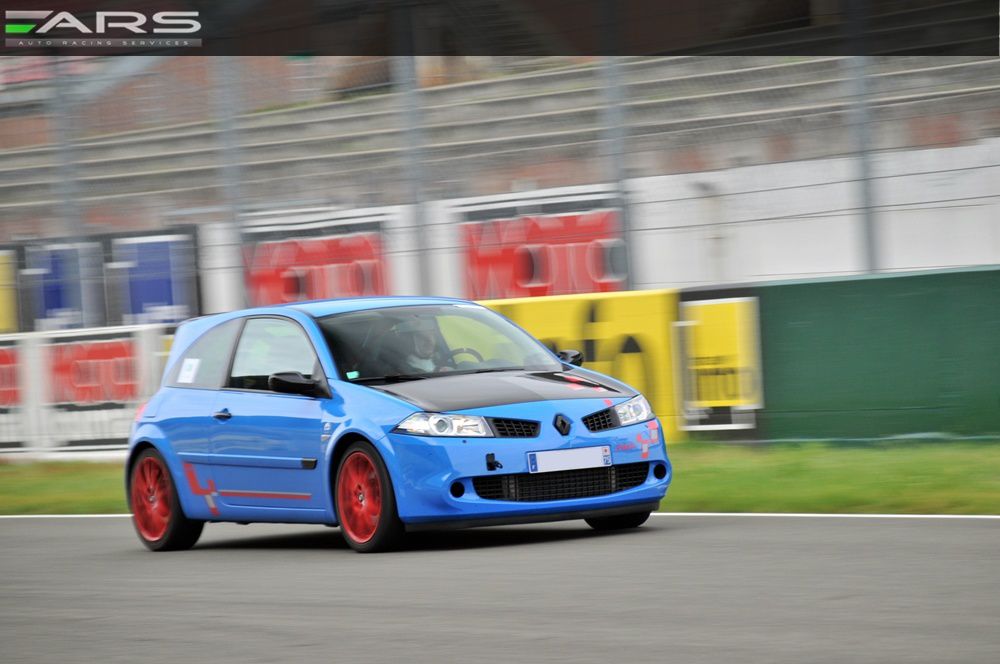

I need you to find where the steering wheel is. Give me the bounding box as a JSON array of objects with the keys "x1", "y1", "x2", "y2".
[{"x1": 448, "y1": 347, "x2": 484, "y2": 363}]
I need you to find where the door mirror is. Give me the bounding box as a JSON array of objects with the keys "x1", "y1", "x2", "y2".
[
  {"x1": 268, "y1": 372, "x2": 327, "y2": 398},
  {"x1": 556, "y1": 349, "x2": 584, "y2": 367}
]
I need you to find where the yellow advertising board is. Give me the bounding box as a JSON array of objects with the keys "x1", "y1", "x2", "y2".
[
  {"x1": 0, "y1": 252, "x2": 18, "y2": 333},
  {"x1": 481, "y1": 289, "x2": 681, "y2": 441},
  {"x1": 677, "y1": 297, "x2": 762, "y2": 429}
]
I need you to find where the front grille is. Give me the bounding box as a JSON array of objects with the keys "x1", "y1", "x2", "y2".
[
  {"x1": 472, "y1": 462, "x2": 649, "y2": 502},
  {"x1": 488, "y1": 418, "x2": 540, "y2": 438},
  {"x1": 582, "y1": 407, "x2": 618, "y2": 432}
]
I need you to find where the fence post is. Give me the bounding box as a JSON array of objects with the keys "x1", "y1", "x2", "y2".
[
  {"x1": 846, "y1": 55, "x2": 879, "y2": 274},
  {"x1": 49, "y1": 56, "x2": 82, "y2": 240},
  {"x1": 49, "y1": 57, "x2": 93, "y2": 325},
  {"x1": 393, "y1": 53, "x2": 432, "y2": 296},
  {"x1": 133, "y1": 324, "x2": 166, "y2": 399},
  {"x1": 212, "y1": 56, "x2": 248, "y2": 309},
  {"x1": 600, "y1": 4, "x2": 634, "y2": 290},
  {"x1": 17, "y1": 334, "x2": 49, "y2": 449},
  {"x1": 846, "y1": 0, "x2": 878, "y2": 274},
  {"x1": 391, "y1": 2, "x2": 431, "y2": 296}
]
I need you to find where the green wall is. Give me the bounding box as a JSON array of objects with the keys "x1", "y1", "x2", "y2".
[{"x1": 756, "y1": 267, "x2": 1000, "y2": 440}]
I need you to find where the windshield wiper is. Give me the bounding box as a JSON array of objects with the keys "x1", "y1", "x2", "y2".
[{"x1": 351, "y1": 374, "x2": 430, "y2": 384}]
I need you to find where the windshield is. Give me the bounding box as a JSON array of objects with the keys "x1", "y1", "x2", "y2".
[{"x1": 318, "y1": 304, "x2": 562, "y2": 383}]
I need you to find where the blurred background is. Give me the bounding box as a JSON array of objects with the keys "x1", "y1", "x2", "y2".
[{"x1": 0, "y1": 51, "x2": 998, "y2": 451}]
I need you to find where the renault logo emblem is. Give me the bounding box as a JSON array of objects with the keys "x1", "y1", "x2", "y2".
[{"x1": 553, "y1": 414, "x2": 571, "y2": 436}]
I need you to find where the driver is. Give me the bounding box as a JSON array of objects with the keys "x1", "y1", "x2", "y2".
[{"x1": 395, "y1": 318, "x2": 447, "y2": 374}]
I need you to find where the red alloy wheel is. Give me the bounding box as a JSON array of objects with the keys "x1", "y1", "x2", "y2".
[
  {"x1": 337, "y1": 451, "x2": 383, "y2": 544},
  {"x1": 131, "y1": 456, "x2": 172, "y2": 542}
]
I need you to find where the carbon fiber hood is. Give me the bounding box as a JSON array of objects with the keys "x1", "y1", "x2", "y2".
[{"x1": 370, "y1": 369, "x2": 635, "y2": 412}]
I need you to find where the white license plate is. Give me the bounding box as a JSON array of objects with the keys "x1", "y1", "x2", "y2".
[{"x1": 527, "y1": 446, "x2": 611, "y2": 474}]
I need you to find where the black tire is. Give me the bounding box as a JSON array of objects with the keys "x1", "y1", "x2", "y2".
[
  {"x1": 585, "y1": 510, "x2": 652, "y2": 531},
  {"x1": 334, "y1": 440, "x2": 404, "y2": 553},
  {"x1": 128, "y1": 447, "x2": 204, "y2": 551}
]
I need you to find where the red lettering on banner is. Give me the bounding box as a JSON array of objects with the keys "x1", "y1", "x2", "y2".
[
  {"x1": 49, "y1": 340, "x2": 137, "y2": 404},
  {"x1": 463, "y1": 211, "x2": 624, "y2": 299},
  {"x1": 0, "y1": 348, "x2": 19, "y2": 407},
  {"x1": 245, "y1": 233, "x2": 387, "y2": 305}
]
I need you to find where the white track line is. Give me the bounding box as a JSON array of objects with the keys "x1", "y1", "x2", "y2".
[
  {"x1": 1, "y1": 512, "x2": 998, "y2": 520},
  {"x1": 0, "y1": 514, "x2": 131, "y2": 519},
  {"x1": 651, "y1": 512, "x2": 1000, "y2": 520}
]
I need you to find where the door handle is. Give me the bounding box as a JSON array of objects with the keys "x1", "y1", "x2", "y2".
[{"x1": 213, "y1": 408, "x2": 232, "y2": 421}]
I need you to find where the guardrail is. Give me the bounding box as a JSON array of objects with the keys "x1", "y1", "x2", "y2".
[
  {"x1": 0, "y1": 324, "x2": 167, "y2": 451},
  {"x1": 2, "y1": 264, "x2": 998, "y2": 454}
]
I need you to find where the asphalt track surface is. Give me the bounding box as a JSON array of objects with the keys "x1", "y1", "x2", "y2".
[{"x1": 2, "y1": 515, "x2": 998, "y2": 664}]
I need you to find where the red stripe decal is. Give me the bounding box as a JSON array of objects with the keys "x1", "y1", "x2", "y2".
[
  {"x1": 217, "y1": 490, "x2": 312, "y2": 500},
  {"x1": 183, "y1": 462, "x2": 312, "y2": 508},
  {"x1": 183, "y1": 462, "x2": 219, "y2": 516}
]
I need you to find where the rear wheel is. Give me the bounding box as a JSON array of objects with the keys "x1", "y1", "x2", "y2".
[
  {"x1": 585, "y1": 510, "x2": 651, "y2": 531},
  {"x1": 129, "y1": 448, "x2": 203, "y2": 551},
  {"x1": 335, "y1": 441, "x2": 404, "y2": 553}
]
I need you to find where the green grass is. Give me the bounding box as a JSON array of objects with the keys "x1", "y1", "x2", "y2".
[
  {"x1": 663, "y1": 440, "x2": 1000, "y2": 515},
  {"x1": 0, "y1": 461, "x2": 127, "y2": 515},
  {"x1": 2, "y1": 441, "x2": 1000, "y2": 515}
]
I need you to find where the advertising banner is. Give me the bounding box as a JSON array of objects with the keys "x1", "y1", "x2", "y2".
[
  {"x1": 482, "y1": 289, "x2": 680, "y2": 439},
  {"x1": 107, "y1": 234, "x2": 199, "y2": 325},
  {"x1": 45, "y1": 333, "x2": 138, "y2": 445},
  {"x1": 460, "y1": 192, "x2": 626, "y2": 300},
  {"x1": 21, "y1": 242, "x2": 106, "y2": 331},
  {"x1": 0, "y1": 250, "x2": 18, "y2": 334},
  {"x1": 0, "y1": 324, "x2": 166, "y2": 450},
  {"x1": 0, "y1": 341, "x2": 21, "y2": 447},
  {"x1": 676, "y1": 295, "x2": 763, "y2": 431},
  {"x1": 242, "y1": 209, "x2": 389, "y2": 305}
]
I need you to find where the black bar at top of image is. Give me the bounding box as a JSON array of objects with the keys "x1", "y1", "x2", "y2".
[{"x1": 0, "y1": 0, "x2": 996, "y2": 56}]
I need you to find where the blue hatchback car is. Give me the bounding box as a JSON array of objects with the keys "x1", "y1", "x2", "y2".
[{"x1": 127, "y1": 297, "x2": 672, "y2": 552}]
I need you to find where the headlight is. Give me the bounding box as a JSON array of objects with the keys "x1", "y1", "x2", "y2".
[
  {"x1": 614, "y1": 395, "x2": 653, "y2": 427},
  {"x1": 394, "y1": 412, "x2": 492, "y2": 437}
]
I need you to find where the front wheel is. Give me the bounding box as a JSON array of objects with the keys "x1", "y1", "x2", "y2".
[
  {"x1": 335, "y1": 441, "x2": 404, "y2": 553},
  {"x1": 585, "y1": 510, "x2": 651, "y2": 531},
  {"x1": 129, "y1": 448, "x2": 203, "y2": 551}
]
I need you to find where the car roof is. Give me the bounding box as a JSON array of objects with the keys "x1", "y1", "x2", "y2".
[{"x1": 283, "y1": 296, "x2": 476, "y2": 318}]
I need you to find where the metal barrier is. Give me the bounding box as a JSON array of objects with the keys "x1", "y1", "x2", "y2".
[{"x1": 0, "y1": 324, "x2": 168, "y2": 450}]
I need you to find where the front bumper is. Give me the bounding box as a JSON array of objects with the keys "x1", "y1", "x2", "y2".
[
  {"x1": 382, "y1": 417, "x2": 672, "y2": 525},
  {"x1": 404, "y1": 501, "x2": 663, "y2": 531}
]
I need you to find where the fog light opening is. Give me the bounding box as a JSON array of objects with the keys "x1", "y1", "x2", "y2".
[
  {"x1": 450, "y1": 481, "x2": 465, "y2": 498},
  {"x1": 653, "y1": 463, "x2": 667, "y2": 480}
]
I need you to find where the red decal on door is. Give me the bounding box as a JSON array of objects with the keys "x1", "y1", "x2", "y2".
[{"x1": 183, "y1": 462, "x2": 219, "y2": 516}]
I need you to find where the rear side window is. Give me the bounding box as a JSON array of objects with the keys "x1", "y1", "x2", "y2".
[
  {"x1": 166, "y1": 318, "x2": 242, "y2": 389},
  {"x1": 228, "y1": 318, "x2": 321, "y2": 391}
]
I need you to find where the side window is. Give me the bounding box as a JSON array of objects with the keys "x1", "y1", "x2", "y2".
[
  {"x1": 167, "y1": 319, "x2": 242, "y2": 389},
  {"x1": 228, "y1": 318, "x2": 321, "y2": 391}
]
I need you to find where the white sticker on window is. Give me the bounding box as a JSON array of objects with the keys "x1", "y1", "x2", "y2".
[{"x1": 176, "y1": 358, "x2": 201, "y2": 384}]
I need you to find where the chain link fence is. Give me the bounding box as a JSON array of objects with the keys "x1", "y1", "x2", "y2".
[
  {"x1": 1, "y1": 52, "x2": 999, "y2": 450},
  {"x1": 0, "y1": 53, "x2": 998, "y2": 326}
]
